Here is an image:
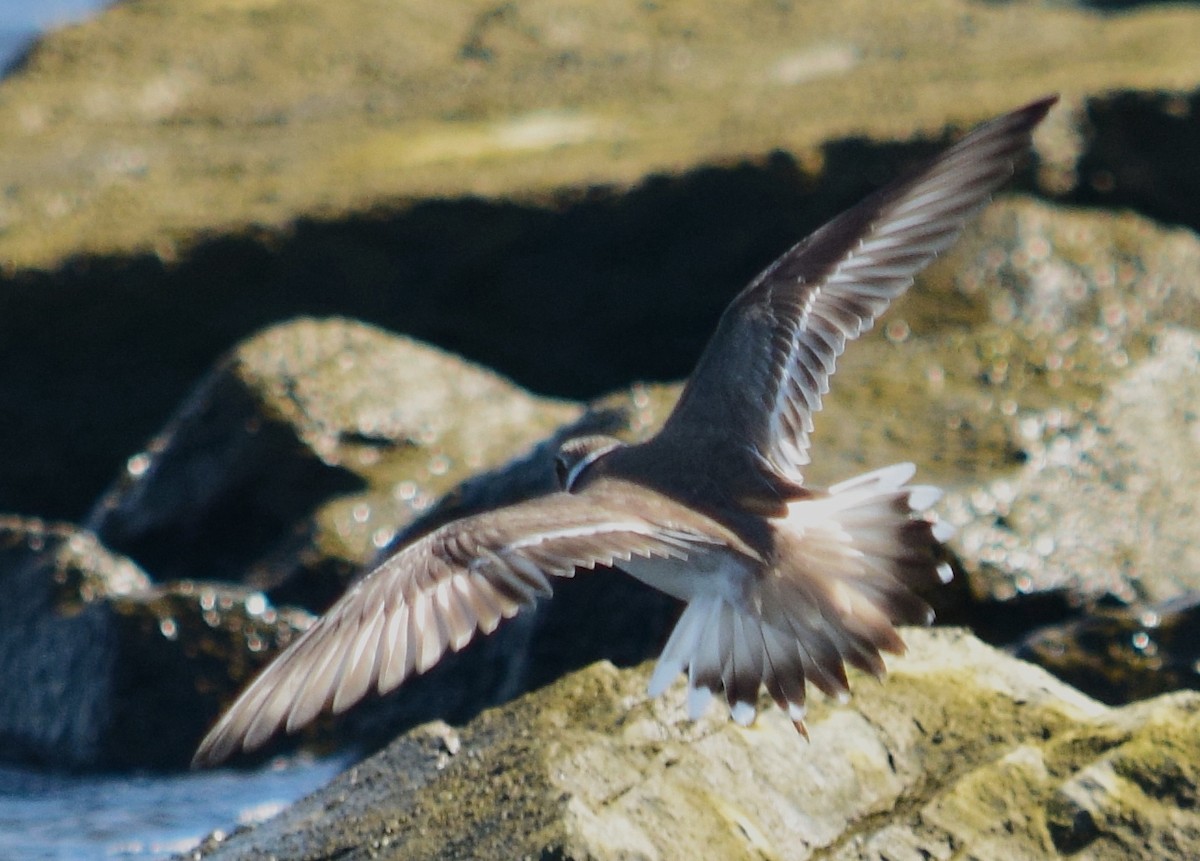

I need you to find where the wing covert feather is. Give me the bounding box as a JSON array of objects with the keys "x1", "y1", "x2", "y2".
[{"x1": 193, "y1": 491, "x2": 721, "y2": 766}]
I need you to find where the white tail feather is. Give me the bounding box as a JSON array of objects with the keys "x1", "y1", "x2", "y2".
[{"x1": 648, "y1": 463, "x2": 948, "y2": 731}]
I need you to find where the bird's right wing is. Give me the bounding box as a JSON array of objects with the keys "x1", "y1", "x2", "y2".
[
  {"x1": 654, "y1": 97, "x2": 1056, "y2": 492},
  {"x1": 193, "y1": 492, "x2": 718, "y2": 766}
]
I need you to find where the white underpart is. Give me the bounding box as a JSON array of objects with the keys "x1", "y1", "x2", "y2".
[
  {"x1": 620, "y1": 548, "x2": 753, "y2": 605},
  {"x1": 624, "y1": 551, "x2": 757, "y2": 717},
  {"x1": 638, "y1": 461, "x2": 952, "y2": 725},
  {"x1": 785, "y1": 462, "x2": 919, "y2": 531}
]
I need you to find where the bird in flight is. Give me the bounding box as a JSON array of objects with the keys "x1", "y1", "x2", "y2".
[{"x1": 194, "y1": 95, "x2": 1057, "y2": 767}]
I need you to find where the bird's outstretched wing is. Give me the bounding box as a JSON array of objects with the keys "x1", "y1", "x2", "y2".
[
  {"x1": 193, "y1": 492, "x2": 718, "y2": 766},
  {"x1": 654, "y1": 96, "x2": 1056, "y2": 492}
]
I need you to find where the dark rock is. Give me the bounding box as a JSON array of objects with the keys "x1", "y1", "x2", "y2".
[
  {"x1": 1017, "y1": 593, "x2": 1200, "y2": 706},
  {"x1": 106, "y1": 582, "x2": 314, "y2": 770},
  {"x1": 0, "y1": 515, "x2": 144, "y2": 768},
  {"x1": 1071, "y1": 90, "x2": 1200, "y2": 231},
  {"x1": 0, "y1": 515, "x2": 309, "y2": 769}
]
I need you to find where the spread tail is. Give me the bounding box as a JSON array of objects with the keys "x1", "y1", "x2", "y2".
[{"x1": 648, "y1": 463, "x2": 951, "y2": 732}]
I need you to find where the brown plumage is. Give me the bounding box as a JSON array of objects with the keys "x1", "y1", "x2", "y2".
[{"x1": 194, "y1": 96, "x2": 1056, "y2": 767}]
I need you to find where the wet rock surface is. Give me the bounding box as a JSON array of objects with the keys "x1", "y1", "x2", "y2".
[
  {"x1": 1016, "y1": 593, "x2": 1200, "y2": 707},
  {"x1": 0, "y1": 515, "x2": 146, "y2": 768},
  {"x1": 0, "y1": 516, "x2": 311, "y2": 769},
  {"x1": 185, "y1": 629, "x2": 1200, "y2": 861},
  {"x1": 861, "y1": 198, "x2": 1200, "y2": 610}
]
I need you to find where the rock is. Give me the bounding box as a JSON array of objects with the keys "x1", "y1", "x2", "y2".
[
  {"x1": 0, "y1": 515, "x2": 146, "y2": 767},
  {"x1": 765, "y1": 195, "x2": 1200, "y2": 657},
  {"x1": 1072, "y1": 90, "x2": 1200, "y2": 229},
  {"x1": 10, "y1": 158, "x2": 1200, "y2": 766},
  {"x1": 47, "y1": 317, "x2": 691, "y2": 766},
  {"x1": 917, "y1": 204, "x2": 1200, "y2": 611},
  {"x1": 1016, "y1": 593, "x2": 1200, "y2": 706},
  {"x1": 184, "y1": 628, "x2": 1200, "y2": 861},
  {"x1": 3, "y1": 0, "x2": 1200, "y2": 524},
  {"x1": 950, "y1": 327, "x2": 1200, "y2": 607},
  {"x1": 87, "y1": 316, "x2": 580, "y2": 608},
  {"x1": 0, "y1": 515, "x2": 309, "y2": 769},
  {"x1": 105, "y1": 581, "x2": 315, "y2": 770},
  {"x1": 3, "y1": 0, "x2": 1200, "y2": 779},
  {"x1": 2, "y1": 2, "x2": 1198, "y2": 270}
]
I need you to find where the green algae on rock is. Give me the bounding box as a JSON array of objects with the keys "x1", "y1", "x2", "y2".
[
  {"x1": 2, "y1": 1, "x2": 1200, "y2": 270},
  {"x1": 185, "y1": 628, "x2": 1200, "y2": 861}
]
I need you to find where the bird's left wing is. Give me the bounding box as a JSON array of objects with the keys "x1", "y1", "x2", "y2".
[{"x1": 193, "y1": 492, "x2": 715, "y2": 767}]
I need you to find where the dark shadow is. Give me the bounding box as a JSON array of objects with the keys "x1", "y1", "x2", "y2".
[
  {"x1": 0, "y1": 132, "x2": 1044, "y2": 524},
  {"x1": 1067, "y1": 90, "x2": 1200, "y2": 228}
]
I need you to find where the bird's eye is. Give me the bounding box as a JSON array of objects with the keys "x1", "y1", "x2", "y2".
[{"x1": 554, "y1": 455, "x2": 569, "y2": 488}]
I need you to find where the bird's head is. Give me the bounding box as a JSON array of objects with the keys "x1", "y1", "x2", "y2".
[{"x1": 554, "y1": 434, "x2": 624, "y2": 491}]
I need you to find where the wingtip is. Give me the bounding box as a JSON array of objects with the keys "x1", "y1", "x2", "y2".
[
  {"x1": 1025, "y1": 94, "x2": 1061, "y2": 121},
  {"x1": 190, "y1": 734, "x2": 230, "y2": 770},
  {"x1": 1001, "y1": 94, "x2": 1059, "y2": 136},
  {"x1": 959, "y1": 94, "x2": 1057, "y2": 150}
]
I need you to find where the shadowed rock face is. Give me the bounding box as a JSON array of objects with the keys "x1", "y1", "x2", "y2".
[{"x1": 0, "y1": 516, "x2": 311, "y2": 769}]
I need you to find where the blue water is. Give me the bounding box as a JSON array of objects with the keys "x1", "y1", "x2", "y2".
[
  {"x1": 0, "y1": 755, "x2": 351, "y2": 861},
  {"x1": 0, "y1": 0, "x2": 109, "y2": 70}
]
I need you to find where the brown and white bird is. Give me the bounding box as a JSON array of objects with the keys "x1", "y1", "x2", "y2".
[{"x1": 194, "y1": 96, "x2": 1056, "y2": 767}]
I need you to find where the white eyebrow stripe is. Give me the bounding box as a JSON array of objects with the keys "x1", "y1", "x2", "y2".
[{"x1": 564, "y1": 443, "x2": 615, "y2": 490}]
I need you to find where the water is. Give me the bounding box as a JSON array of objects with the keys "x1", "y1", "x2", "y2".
[
  {"x1": 0, "y1": 755, "x2": 350, "y2": 861},
  {"x1": 0, "y1": 0, "x2": 110, "y2": 71}
]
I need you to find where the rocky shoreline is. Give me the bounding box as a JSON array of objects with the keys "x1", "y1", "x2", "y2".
[{"x1": 2, "y1": 0, "x2": 1199, "y2": 857}]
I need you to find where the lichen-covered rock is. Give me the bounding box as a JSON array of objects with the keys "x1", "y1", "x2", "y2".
[
  {"x1": 922, "y1": 204, "x2": 1200, "y2": 608},
  {"x1": 185, "y1": 629, "x2": 1200, "y2": 861},
  {"x1": 1, "y1": 2, "x2": 1198, "y2": 271},
  {"x1": 949, "y1": 327, "x2": 1200, "y2": 606}
]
